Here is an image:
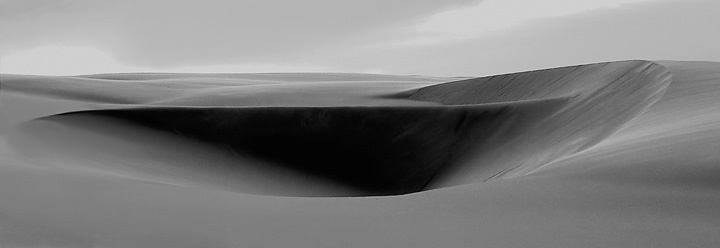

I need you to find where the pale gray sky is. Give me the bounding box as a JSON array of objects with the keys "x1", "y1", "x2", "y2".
[{"x1": 1, "y1": 0, "x2": 718, "y2": 76}]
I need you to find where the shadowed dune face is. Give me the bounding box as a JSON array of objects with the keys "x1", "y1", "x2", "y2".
[
  {"x1": 53, "y1": 101, "x2": 564, "y2": 196},
  {"x1": 2, "y1": 60, "x2": 671, "y2": 196}
]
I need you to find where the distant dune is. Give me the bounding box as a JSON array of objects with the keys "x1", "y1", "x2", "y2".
[{"x1": 0, "y1": 60, "x2": 718, "y2": 247}]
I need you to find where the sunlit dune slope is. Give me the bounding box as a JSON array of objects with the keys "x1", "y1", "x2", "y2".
[
  {"x1": 2, "y1": 60, "x2": 670, "y2": 196},
  {"x1": 417, "y1": 60, "x2": 671, "y2": 187},
  {"x1": 533, "y1": 61, "x2": 720, "y2": 184}
]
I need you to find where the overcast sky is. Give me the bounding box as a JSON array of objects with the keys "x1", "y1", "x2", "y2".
[{"x1": 1, "y1": 0, "x2": 718, "y2": 76}]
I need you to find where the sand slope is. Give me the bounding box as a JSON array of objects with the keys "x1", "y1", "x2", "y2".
[{"x1": 1, "y1": 60, "x2": 719, "y2": 247}]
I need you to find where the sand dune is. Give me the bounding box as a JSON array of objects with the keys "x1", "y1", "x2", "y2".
[
  {"x1": 1, "y1": 60, "x2": 719, "y2": 247},
  {"x1": 3, "y1": 60, "x2": 670, "y2": 196}
]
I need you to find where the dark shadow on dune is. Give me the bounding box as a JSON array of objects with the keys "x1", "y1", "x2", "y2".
[{"x1": 54, "y1": 102, "x2": 563, "y2": 196}]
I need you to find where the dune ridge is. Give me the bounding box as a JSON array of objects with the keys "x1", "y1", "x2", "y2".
[{"x1": 3, "y1": 60, "x2": 672, "y2": 196}]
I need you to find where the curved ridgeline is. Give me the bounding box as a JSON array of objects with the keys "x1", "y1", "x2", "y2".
[{"x1": 41, "y1": 60, "x2": 671, "y2": 196}]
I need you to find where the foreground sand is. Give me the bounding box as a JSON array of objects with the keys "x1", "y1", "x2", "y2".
[{"x1": 0, "y1": 60, "x2": 718, "y2": 247}]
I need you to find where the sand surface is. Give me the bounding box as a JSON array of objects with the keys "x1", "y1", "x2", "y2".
[{"x1": 1, "y1": 60, "x2": 718, "y2": 247}]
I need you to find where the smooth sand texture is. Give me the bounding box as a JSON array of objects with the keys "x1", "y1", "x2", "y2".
[{"x1": 1, "y1": 60, "x2": 719, "y2": 247}]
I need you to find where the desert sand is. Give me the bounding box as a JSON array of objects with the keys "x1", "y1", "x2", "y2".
[{"x1": 0, "y1": 60, "x2": 718, "y2": 247}]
